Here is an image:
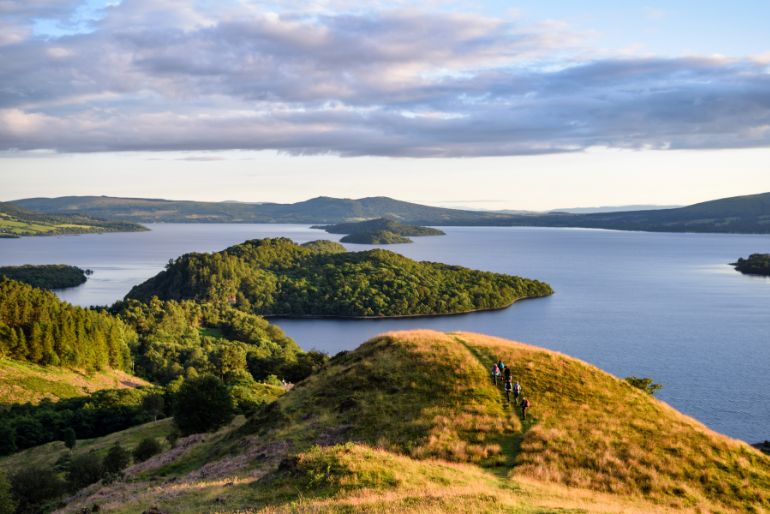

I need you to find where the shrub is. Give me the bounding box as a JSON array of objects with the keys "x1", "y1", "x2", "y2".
[
  {"x1": 0, "y1": 472, "x2": 16, "y2": 514},
  {"x1": 61, "y1": 427, "x2": 77, "y2": 450},
  {"x1": 173, "y1": 375, "x2": 234, "y2": 435},
  {"x1": 133, "y1": 437, "x2": 162, "y2": 462},
  {"x1": 103, "y1": 443, "x2": 131, "y2": 474},
  {"x1": 625, "y1": 376, "x2": 663, "y2": 396},
  {"x1": 67, "y1": 452, "x2": 104, "y2": 491},
  {"x1": 10, "y1": 466, "x2": 64, "y2": 513}
]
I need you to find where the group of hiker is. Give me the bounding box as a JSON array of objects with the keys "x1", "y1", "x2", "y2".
[{"x1": 491, "y1": 359, "x2": 531, "y2": 419}]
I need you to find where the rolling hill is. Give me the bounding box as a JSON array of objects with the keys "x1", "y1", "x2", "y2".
[
  {"x1": 12, "y1": 192, "x2": 770, "y2": 233},
  {"x1": 46, "y1": 330, "x2": 769, "y2": 513},
  {"x1": 0, "y1": 201, "x2": 146, "y2": 238}
]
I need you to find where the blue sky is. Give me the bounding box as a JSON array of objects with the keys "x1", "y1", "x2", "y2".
[{"x1": 2, "y1": 1, "x2": 769, "y2": 209}]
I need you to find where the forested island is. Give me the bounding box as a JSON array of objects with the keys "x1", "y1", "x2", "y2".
[
  {"x1": 313, "y1": 217, "x2": 445, "y2": 245},
  {"x1": 0, "y1": 265, "x2": 91, "y2": 289},
  {"x1": 733, "y1": 253, "x2": 770, "y2": 276},
  {"x1": 126, "y1": 238, "x2": 553, "y2": 317}
]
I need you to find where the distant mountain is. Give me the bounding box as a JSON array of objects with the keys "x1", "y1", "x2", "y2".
[
  {"x1": 0, "y1": 201, "x2": 147, "y2": 238},
  {"x1": 12, "y1": 195, "x2": 512, "y2": 225},
  {"x1": 11, "y1": 192, "x2": 770, "y2": 233},
  {"x1": 549, "y1": 204, "x2": 682, "y2": 214}
]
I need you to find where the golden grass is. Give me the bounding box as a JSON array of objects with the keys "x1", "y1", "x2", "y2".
[{"x1": 0, "y1": 358, "x2": 149, "y2": 404}]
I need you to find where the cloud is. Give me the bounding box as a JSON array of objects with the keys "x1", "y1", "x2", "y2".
[{"x1": 0, "y1": 1, "x2": 769, "y2": 157}]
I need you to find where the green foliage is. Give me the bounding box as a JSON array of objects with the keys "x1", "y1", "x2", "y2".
[
  {"x1": 67, "y1": 452, "x2": 103, "y2": 490},
  {"x1": 127, "y1": 238, "x2": 553, "y2": 317},
  {"x1": 316, "y1": 217, "x2": 445, "y2": 237},
  {"x1": 113, "y1": 297, "x2": 302, "y2": 384},
  {"x1": 0, "y1": 278, "x2": 136, "y2": 370},
  {"x1": 173, "y1": 375, "x2": 234, "y2": 435},
  {"x1": 133, "y1": 437, "x2": 162, "y2": 462},
  {"x1": 300, "y1": 240, "x2": 346, "y2": 253},
  {"x1": 0, "y1": 472, "x2": 15, "y2": 514},
  {"x1": 0, "y1": 265, "x2": 89, "y2": 290},
  {"x1": 103, "y1": 443, "x2": 131, "y2": 474},
  {"x1": 1, "y1": 387, "x2": 166, "y2": 454},
  {"x1": 10, "y1": 465, "x2": 64, "y2": 514},
  {"x1": 341, "y1": 230, "x2": 412, "y2": 244},
  {"x1": 624, "y1": 376, "x2": 663, "y2": 396},
  {"x1": 733, "y1": 253, "x2": 770, "y2": 276}
]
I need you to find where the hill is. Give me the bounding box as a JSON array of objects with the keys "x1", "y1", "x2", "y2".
[
  {"x1": 125, "y1": 238, "x2": 553, "y2": 317},
  {"x1": 11, "y1": 195, "x2": 511, "y2": 225},
  {"x1": 51, "y1": 330, "x2": 770, "y2": 513},
  {"x1": 0, "y1": 201, "x2": 147, "y2": 238},
  {"x1": 0, "y1": 359, "x2": 148, "y2": 405},
  {"x1": 13, "y1": 192, "x2": 770, "y2": 233}
]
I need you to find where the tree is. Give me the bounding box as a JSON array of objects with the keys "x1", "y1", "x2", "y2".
[
  {"x1": 67, "y1": 452, "x2": 104, "y2": 491},
  {"x1": 625, "y1": 376, "x2": 663, "y2": 396},
  {"x1": 61, "y1": 427, "x2": 77, "y2": 450},
  {"x1": 173, "y1": 375, "x2": 234, "y2": 435},
  {"x1": 133, "y1": 437, "x2": 162, "y2": 462},
  {"x1": 10, "y1": 466, "x2": 64, "y2": 513},
  {"x1": 103, "y1": 443, "x2": 131, "y2": 474},
  {"x1": 142, "y1": 393, "x2": 165, "y2": 421},
  {"x1": 0, "y1": 424, "x2": 15, "y2": 456},
  {"x1": 0, "y1": 472, "x2": 16, "y2": 514}
]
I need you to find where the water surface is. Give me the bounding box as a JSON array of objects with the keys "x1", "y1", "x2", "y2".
[{"x1": 1, "y1": 224, "x2": 768, "y2": 442}]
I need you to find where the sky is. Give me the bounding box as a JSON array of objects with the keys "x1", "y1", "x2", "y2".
[{"x1": 1, "y1": 0, "x2": 770, "y2": 210}]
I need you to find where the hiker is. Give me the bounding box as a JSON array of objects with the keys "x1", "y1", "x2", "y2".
[
  {"x1": 491, "y1": 363, "x2": 500, "y2": 385},
  {"x1": 513, "y1": 381, "x2": 522, "y2": 404},
  {"x1": 504, "y1": 378, "x2": 512, "y2": 402},
  {"x1": 503, "y1": 366, "x2": 511, "y2": 382},
  {"x1": 497, "y1": 359, "x2": 506, "y2": 376},
  {"x1": 521, "y1": 397, "x2": 530, "y2": 419}
]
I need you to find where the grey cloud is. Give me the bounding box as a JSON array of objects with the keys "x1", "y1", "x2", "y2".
[{"x1": 1, "y1": 3, "x2": 769, "y2": 156}]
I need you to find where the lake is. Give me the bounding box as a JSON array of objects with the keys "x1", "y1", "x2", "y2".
[{"x1": 1, "y1": 224, "x2": 768, "y2": 443}]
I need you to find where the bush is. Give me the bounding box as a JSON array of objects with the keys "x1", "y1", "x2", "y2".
[
  {"x1": 61, "y1": 427, "x2": 77, "y2": 450},
  {"x1": 103, "y1": 443, "x2": 130, "y2": 474},
  {"x1": 10, "y1": 466, "x2": 64, "y2": 513},
  {"x1": 67, "y1": 452, "x2": 104, "y2": 491},
  {"x1": 0, "y1": 472, "x2": 16, "y2": 514},
  {"x1": 0, "y1": 424, "x2": 15, "y2": 456},
  {"x1": 173, "y1": 375, "x2": 234, "y2": 435},
  {"x1": 133, "y1": 437, "x2": 162, "y2": 462},
  {"x1": 625, "y1": 376, "x2": 663, "y2": 396}
]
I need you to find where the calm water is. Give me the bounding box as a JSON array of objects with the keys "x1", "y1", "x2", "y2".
[{"x1": 1, "y1": 224, "x2": 768, "y2": 442}]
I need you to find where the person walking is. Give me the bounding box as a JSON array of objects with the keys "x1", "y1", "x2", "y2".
[
  {"x1": 513, "y1": 381, "x2": 522, "y2": 404},
  {"x1": 521, "y1": 397, "x2": 530, "y2": 419},
  {"x1": 504, "y1": 378, "x2": 512, "y2": 402},
  {"x1": 491, "y1": 363, "x2": 500, "y2": 385}
]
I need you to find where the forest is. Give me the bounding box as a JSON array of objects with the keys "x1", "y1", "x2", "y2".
[
  {"x1": 126, "y1": 238, "x2": 553, "y2": 317},
  {"x1": 314, "y1": 217, "x2": 445, "y2": 236},
  {"x1": 0, "y1": 278, "x2": 134, "y2": 370},
  {"x1": 733, "y1": 253, "x2": 770, "y2": 276},
  {"x1": 0, "y1": 265, "x2": 90, "y2": 290},
  {"x1": 340, "y1": 230, "x2": 412, "y2": 244}
]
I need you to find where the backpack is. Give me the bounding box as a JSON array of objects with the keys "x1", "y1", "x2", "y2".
[
  {"x1": 514, "y1": 383, "x2": 521, "y2": 393},
  {"x1": 522, "y1": 399, "x2": 530, "y2": 408}
]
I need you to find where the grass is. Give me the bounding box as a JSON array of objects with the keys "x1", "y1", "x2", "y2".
[
  {"x1": 0, "y1": 358, "x2": 149, "y2": 405},
  {"x1": 39, "y1": 330, "x2": 770, "y2": 513}
]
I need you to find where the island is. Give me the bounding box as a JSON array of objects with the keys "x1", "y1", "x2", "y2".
[
  {"x1": 0, "y1": 201, "x2": 147, "y2": 238},
  {"x1": 732, "y1": 253, "x2": 770, "y2": 276},
  {"x1": 126, "y1": 237, "x2": 553, "y2": 317},
  {"x1": 0, "y1": 264, "x2": 91, "y2": 289},
  {"x1": 313, "y1": 217, "x2": 445, "y2": 244}
]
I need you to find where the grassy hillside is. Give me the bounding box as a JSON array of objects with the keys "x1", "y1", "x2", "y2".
[
  {"x1": 0, "y1": 201, "x2": 147, "y2": 238},
  {"x1": 54, "y1": 331, "x2": 770, "y2": 513},
  {"x1": 0, "y1": 358, "x2": 148, "y2": 404}
]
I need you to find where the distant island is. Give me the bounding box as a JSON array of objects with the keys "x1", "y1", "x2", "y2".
[
  {"x1": 733, "y1": 254, "x2": 770, "y2": 276},
  {"x1": 0, "y1": 201, "x2": 147, "y2": 238},
  {"x1": 0, "y1": 264, "x2": 91, "y2": 289},
  {"x1": 126, "y1": 238, "x2": 553, "y2": 317},
  {"x1": 313, "y1": 217, "x2": 445, "y2": 244},
  {"x1": 12, "y1": 191, "x2": 770, "y2": 234}
]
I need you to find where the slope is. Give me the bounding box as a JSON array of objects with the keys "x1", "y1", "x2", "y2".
[
  {"x1": 0, "y1": 201, "x2": 146, "y2": 238},
  {"x1": 56, "y1": 330, "x2": 770, "y2": 513}
]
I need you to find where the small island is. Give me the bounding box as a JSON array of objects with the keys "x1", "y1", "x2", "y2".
[
  {"x1": 732, "y1": 253, "x2": 770, "y2": 276},
  {"x1": 127, "y1": 237, "x2": 553, "y2": 317},
  {"x1": 313, "y1": 217, "x2": 445, "y2": 244},
  {"x1": 0, "y1": 264, "x2": 91, "y2": 289}
]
